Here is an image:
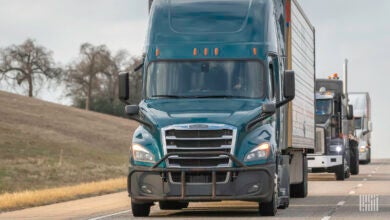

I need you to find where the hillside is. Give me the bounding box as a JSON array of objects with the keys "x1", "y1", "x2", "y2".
[{"x1": 0, "y1": 91, "x2": 138, "y2": 193}]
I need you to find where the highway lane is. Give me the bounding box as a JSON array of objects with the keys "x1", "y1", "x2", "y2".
[{"x1": 1, "y1": 159, "x2": 389, "y2": 220}]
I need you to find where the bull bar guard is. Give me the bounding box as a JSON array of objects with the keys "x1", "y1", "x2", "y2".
[{"x1": 128, "y1": 151, "x2": 274, "y2": 201}]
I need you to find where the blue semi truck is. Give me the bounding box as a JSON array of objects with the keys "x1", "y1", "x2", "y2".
[{"x1": 119, "y1": 0, "x2": 315, "y2": 216}]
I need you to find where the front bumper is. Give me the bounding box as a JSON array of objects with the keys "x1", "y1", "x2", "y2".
[
  {"x1": 308, "y1": 154, "x2": 342, "y2": 170},
  {"x1": 127, "y1": 152, "x2": 275, "y2": 202}
]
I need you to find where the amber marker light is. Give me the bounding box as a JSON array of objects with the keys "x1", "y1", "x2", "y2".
[
  {"x1": 155, "y1": 48, "x2": 160, "y2": 57},
  {"x1": 214, "y1": 48, "x2": 219, "y2": 56},
  {"x1": 253, "y1": 48, "x2": 257, "y2": 56},
  {"x1": 193, "y1": 48, "x2": 198, "y2": 56},
  {"x1": 204, "y1": 48, "x2": 209, "y2": 56}
]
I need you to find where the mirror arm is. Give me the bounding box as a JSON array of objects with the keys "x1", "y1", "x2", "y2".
[
  {"x1": 134, "y1": 62, "x2": 144, "y2": 72},
  {"x1": 128, "y1": 115, "x2": 153, "y2": 131},
  {"x1": 246, "y1": 97, "x2": 294, "y2": 132},
  {"x1": 276, "y1": 96, "x2": 293, "y2": 108},
  {"x1": 246, "y1": 112, "x2": 274, "y2": 132}
]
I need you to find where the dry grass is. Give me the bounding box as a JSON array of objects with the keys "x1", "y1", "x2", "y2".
[
  {"x1": 0, "y1": 178, "x2": 126, "y2": 211},
  {"x1": 0, "y1": 91, "x2": 138, "y2": 193}
]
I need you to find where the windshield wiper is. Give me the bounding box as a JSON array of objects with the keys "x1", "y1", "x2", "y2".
[
  {"x1": 192, "y1": 95, "x2": 249, "y2": 99},
  {"x1": 151, "y1": 95, "x2": 186, "y2": 99}
]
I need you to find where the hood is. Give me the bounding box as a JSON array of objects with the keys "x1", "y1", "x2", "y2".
[{"x1": 140, "y1": 98, "x2": 265, "y2": 130}]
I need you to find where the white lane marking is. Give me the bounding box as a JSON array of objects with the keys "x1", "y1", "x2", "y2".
[
  {"x1": 88, "y1": 210, "x2": 130, "y2": 220},
  {"x1": 368, "y1": 174, "x2": 372, "y2": 177},
  {"x1": 357, "y1": 183, "x2": 363, "y2": 187},
  {"x1": 363, "y1": 178, "x2": 367, "y2": 181},
  {"x1": 337, "y1": 201, "x2": 346, "y2": 206},
  {"x1": 322, "y1": 216, "x2": 332, "y2": 220},
  {"x1": 349, "y1": 191, "x2": 355, "y2": 195}
]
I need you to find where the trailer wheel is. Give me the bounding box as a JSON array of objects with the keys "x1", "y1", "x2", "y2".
[
  {"x1": 159, "y1": 201, "x2": 189, "y2": 210},
  {"x1": 350, "y1": 145, "x2": 360, "y2": 175},
  {"x1": 290, "y1": 154, "x2": 308, "y2": 198},
  {"x1": 131, "y1": 202, "x2": 152, "y2": 217}
]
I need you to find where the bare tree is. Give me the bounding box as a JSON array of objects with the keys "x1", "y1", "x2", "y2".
[
  {"x1": 0, "y1": 39, "x2": 61, "y2": 97},
  {"x1": 65, "y1": 43, "x2": 111, "y2": 110},
  {"x1": 101, "y1": 50, "x2": 131, "y2": 103},
  {"x1": 100, "y1": 52, "x2": 143, "y2": 104},
  {"x1": 127, "y1": 57, "x2": 143, "y2": 104}
]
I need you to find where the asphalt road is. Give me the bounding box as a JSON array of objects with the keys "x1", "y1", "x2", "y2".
[{"x1": 1, "y1": 159, "x2": 389, "y2": 220}]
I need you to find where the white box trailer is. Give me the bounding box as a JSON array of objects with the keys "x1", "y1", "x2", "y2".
[
  {"x1": 285, "y1": 0, "x2": 316, "y2": 194},
  {"x1": 287, "y1": 0, "x2": 316, "y2": 150}
]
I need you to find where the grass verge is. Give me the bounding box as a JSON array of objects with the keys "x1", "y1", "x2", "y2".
[{"x1": 0, "y1": 178, "x2": 126, "y2": 212}]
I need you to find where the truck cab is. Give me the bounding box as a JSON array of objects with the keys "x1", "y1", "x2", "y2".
[
  {"x1": 308, "y1": 72, "x2": 359, "y2": 180},
  {"x1": 119, "y1": 0, "x2": 315, "y2": 217}
]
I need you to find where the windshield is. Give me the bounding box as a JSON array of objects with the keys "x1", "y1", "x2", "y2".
[
  {"x1": 354, "y1": 117, "x2": 362, "y2": 130},
  {"x1": 146, "y1": 61, "x2": 266, "y2": 99},
  {"x1": 316, "y1": 99, "x2": 332, "y2": 115}
]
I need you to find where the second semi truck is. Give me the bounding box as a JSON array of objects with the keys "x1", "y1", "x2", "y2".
[
  {"x1": 308, "y1": 60, "x2": 359, "y2": 180},
  {"x1": 120, "y1": 0, "x2": 315, "y2": 216}
]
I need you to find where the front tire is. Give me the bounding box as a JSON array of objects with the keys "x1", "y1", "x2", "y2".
[
  {"x1": 131, "y1": 202, "x2": 152, "y2": 217},
  {"x1": 335, "y1": 164, "x2": 345, "y2": 181},
  {"x1": 350, "y1": 146, "x2": 360, "y2": 175},
  {"x1": 259, "y1": 177, "x2": 278, "y2": 216}
]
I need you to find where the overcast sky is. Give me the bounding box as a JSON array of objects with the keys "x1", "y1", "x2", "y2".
[{"x1": 0, "y1": 0, "x2": 389, "y2": 158}]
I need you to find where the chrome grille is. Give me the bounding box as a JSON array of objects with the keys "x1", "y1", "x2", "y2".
[
  {"x1": 315, "y1": 127, "x2": 325, "y2": 154},
  {"x1": 162, "y1": 124, "x2": 237, "y2": 184}
]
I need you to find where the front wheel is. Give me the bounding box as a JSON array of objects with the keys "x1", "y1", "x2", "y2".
[
  {"x1": 335, "y1": 164, "x2": 345, "y2": 181},
  {"x1": 131, "y1": 202, "x2": 152, "y2": 217},
  {"x1": 350, "y1": 145, "x2": 360, "y2": 175},
  {"x1": 259, "y1": 177, "x2": 278, "y2": 216}
]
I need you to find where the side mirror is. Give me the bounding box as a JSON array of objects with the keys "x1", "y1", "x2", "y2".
[
  {"x1": 347, "y1": 104, "x2": 354, "y2": 120},
  {"x1": 263, "y1": 103, "x2": 276, "y2": 114},
  {"x1": 284, "y1": 70, "x2": 295, "y2": 100},
  {"x1": 125, "y1": 105, "x2": 139, "y2": 116},
  {"x1": 119, "y1": 72, "x2": 129, "y2": 103}
]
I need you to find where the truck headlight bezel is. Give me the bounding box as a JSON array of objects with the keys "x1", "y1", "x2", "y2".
[
  {"x1": 244, "y1": 143, "x2": 271, "y2": 162},
  {"x1": 132, "y1": 144, "x2": 155, "y2": 163}
]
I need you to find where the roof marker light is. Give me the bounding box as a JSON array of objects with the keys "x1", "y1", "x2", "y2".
[
  {"x1": 204, "y1": 48, "x2": 209, "y2": 56},
  {"x1": 253, "y1": 48, "x2": 257, "y2": 56},
  {"x1": 214, "y1": 48, "x2": 219, "y2": 56}
]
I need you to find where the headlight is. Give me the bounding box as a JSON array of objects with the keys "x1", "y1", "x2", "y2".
[
  {"x1": 132, "y1": 144, "x2": 155, "y2": 163},
  {"x1": 329, "y1": 145, "x2": 343, "y2": 153},
  {"x1": 359, "y1": 146, "x2": 367, "y2": 153},
  {"x1": 244, "y1": 143, "x2": 270, "y2": 162}
]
